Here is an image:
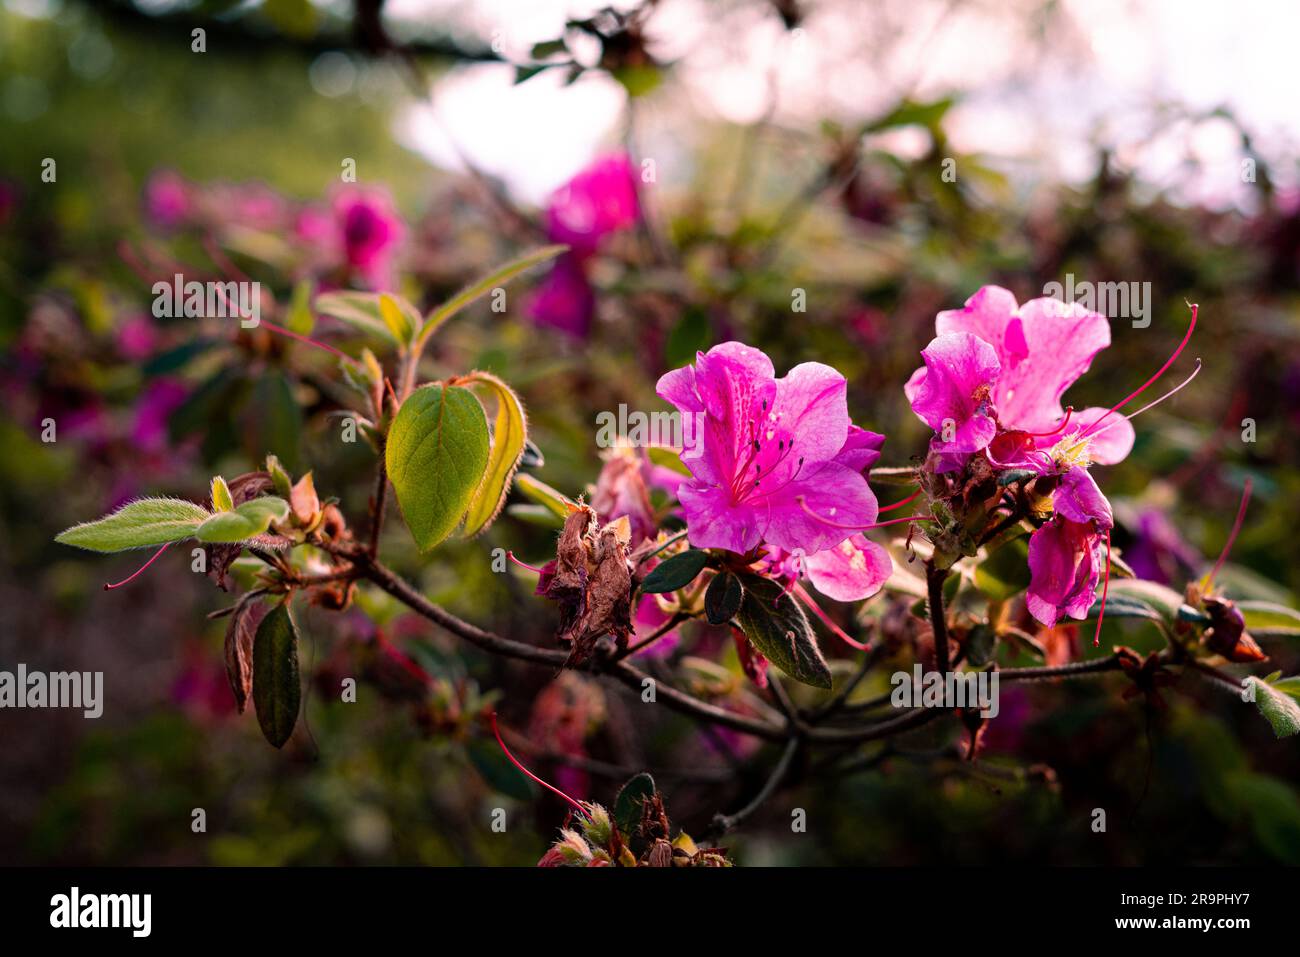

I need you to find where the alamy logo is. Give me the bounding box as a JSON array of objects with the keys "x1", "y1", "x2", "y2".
[
  {"x1": 1042, "y1": 273, "x2": 1151, "y2": 328},
  {"x1": 0, "y1": 664, "x2": 103, "y2": 718},
  {"x1": 890, "y1": 665, "x2": 999, "y2": 718},
  {"x1": 152, "y1": 273, "x2": 261, "y2": 328},
  {"x1": 50, "y1": 887, "x2": 151, "y2": 937},
  {"x1": 594, "y1": 403, "x2": 705, "y2": 460}
]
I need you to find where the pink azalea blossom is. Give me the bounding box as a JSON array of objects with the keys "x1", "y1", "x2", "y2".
[
  {"x1": 905, "y1": 286, "x2": 1136, "y2": 470},
  {"x1": 1026, "y1": 517, "x2": 1106, "y2": 627},
  {"x1": 544, "y1": 153, "x2": 640, "y2": 256},
  {"x1": 762, "y1": 535, "x2": 892, "y2": 603},
  {"x1": 144, "y1": 170, "x2": 192, "y2": 229},
  {"x1": 332, "y1": 186, "x2": 405, "y2": 289},
  {"x1": 526, "y1": 253, "x2": 595, "y2": 337},
  {"x1": 656, "y1": 342, "x2": 882, "y2": 555}
]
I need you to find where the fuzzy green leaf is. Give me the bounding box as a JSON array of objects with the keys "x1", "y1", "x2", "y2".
[
  {"x1": 461, "y1": 373, "x2": 528, "y2": 538},
  {"x1": 417, "y1": 245, "x2": 568, "y2": 343},
  {"x1": 55, "y1": 498, "x2": 210, "y2": 552},
  {"x1": 1238, "y1": 601, "x2": 1300, "y2": 638},
  {"x1": 1245, "y1": 677, "x2": 1300, "y2": 738},
  {"x1": 195, "y1": 497, "x2": 290, "y2": 543}
]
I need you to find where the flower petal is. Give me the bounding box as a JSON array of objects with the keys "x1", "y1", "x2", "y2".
[
  {"x1": 906, "y1": 332, "x2": 1001, "y2": 453},
  {"x1": 1053, "y1": 466, "x2": 1113, "y2": 529},
  {"x1": 678, "y1": 482, "x2": 765, "y2": 553},
  {"x1": 763, "y1": 462, "x2": 877, "y2": 555},
  {"x1": 804, "y1": 534, "x2": 892, "y2": 602}
]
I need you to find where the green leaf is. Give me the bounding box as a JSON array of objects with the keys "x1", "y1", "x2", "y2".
[
  {"x1": 195, "y1": 497, "x2": 290, "y2": 543},
  {"x1": 1086, "y1": 579, "x2": 1192, "y2": 623},
  {"x1": 252, "y1": 602, "x2": 301, "y2": 749},
  {"x1": 265, "y1": 454, "x2": 293, "y2": 498},
  {"x1": 210, "y1": 476, "x2": 234, "y2": 512},
  {"x1": 55, "y1": 498, "x2": 210, "y2": 552},
  {"x1": 417, "y1": 245, "x2": 568, "y2": 344},
  {"x1": 315, "y1": 291, "x2": 402, "y2": 344},
  {"x1": 466, "y1": 738, "x2": 535, "y2": 801},
  {"x1": 285, "y1": 278, "x2": 315, "y2": 335},
  {"x1": 1084, "y1": 594, "x2": 1167, "y2": 622},
  {"x1": 705, "y1": 570, "x2": 744, "y2": 625},
  {"x1": 975, "y1": 537, "x2": 1030, "y2": 601},
  {"x1": 640, "y1": 549, "x2": 709, "y2": 594},
  {"x1": 460, "y1": 373, "x2": 528, "y2": 538},
  {"x1": 1238, "y1": 601, "x2": 1300, "y2": 637},
  {"x1": 249, "y1": 371, "x2": 303, "y2": 473},
  {"x1": 613, "y1": 772, "x2": 656, "y2": 836},
  {"x1": 664, "y1": 307, "x2": 711, "y2": 369},
  {"x1": 865, "y1": 96, "x2": 954, "y2": 133},
  {"x1": 515, "y1": 474, "x2": 577, "y2": 521},
  {"x1": 734, "y1": 572, "x2": 831, "y2": 689},
  {"x1": 646, "y1": 445, "x2": 691, "y2": 477},
  {"x1": 385, "y1": 384, "x2": 491, "y2": 551},
  {"x1": 1244, "y1": 677, "x2": 1300, "y2": 738},
  {"x1": 379, "y1": 292, "x2": 417, "y2": 344}
]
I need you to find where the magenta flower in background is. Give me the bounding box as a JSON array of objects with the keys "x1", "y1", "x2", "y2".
[
  {"x1": 528, "y1": 153, "x2": 640, "y2": 336},
  {"x1": 544, "y1": 153, "x2": 640, "y2": 256},
  {"x1": 656, "y1": 342, "x2": 881, "y2": 555},
  {"x1": 1125, "y1": 507, "x2": 1199, "y2": 585},
  {"x1": 143, "y1": 170, "x2": 192, "y2": 229},
  {"x1": 332, "y1": 186, "x2": 405, "y2": 290},
  {"x1": 527, "y1": 253, "x2": 596, "y2": 337}
]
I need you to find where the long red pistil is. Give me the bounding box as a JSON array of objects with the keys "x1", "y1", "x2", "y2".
[
  {"x1": 1082, "y1": 302, "x2": 1198, "y2": 439},
  {"x1": 793, "y1": 583, "x2": 871, "y2": 651},
  {"x1": 1207, "y1": 477, "x2": 1253, "y2": 588},
  {"x1": 878, "y1": 487, "x2": 923, "y2": 513},
  {"x1": 260, "y1": 320, "x2": 350, "y2": 360},
  {"x1": 490, "y1": 712, "x2": 589, "y2": 819},
  {"x1": 1093, "y1": 529, "x2": 1112, "y2": 647},
  {"x1": 104, "y1": 542, "x2": 173, "y2": 590},
  {"x1": 797, "y1": 497, "x2": 934, "y2": 531}
]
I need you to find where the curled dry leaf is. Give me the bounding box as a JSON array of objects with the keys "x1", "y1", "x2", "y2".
[
  {"x1": 224, "y1": 593, "x2": 268, "y2": 713},
  {"x1": 535, "y1": 504, "x2": 635, "y2": 665}
]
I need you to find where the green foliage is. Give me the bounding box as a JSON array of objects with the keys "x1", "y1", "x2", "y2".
[
  {"x1": 385, "y1": 384, "x2": 491, "y2": 551},
  {"x1": 252, "y1": 602, "x2": 302, "y2": 749},
  {"x1": 460, "y1": 373, "x2": 529, "y2": 538},
  {"x1": 194, "y1": 497, "x2": 290, "y2": 543},
  {"x1": 734, "y1": 571, "x2": 831, "y2": 689},
  {"x1": 640, "y1": 549, "x2": 709, "y2": 593},
  {"x1": 55, "y1": 498, "x2": 210, "y2": 552}
]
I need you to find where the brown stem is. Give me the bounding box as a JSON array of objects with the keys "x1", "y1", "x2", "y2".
[{"x1": 926, "y1": 560, "x2": 950, "y2": 675}]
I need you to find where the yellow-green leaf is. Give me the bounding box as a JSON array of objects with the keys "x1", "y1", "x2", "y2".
[{"x1": 461, "y1": 372, "x2": 528, "y2": 538}]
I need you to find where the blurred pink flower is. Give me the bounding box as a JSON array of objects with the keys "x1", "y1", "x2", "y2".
[
  {"x1": 131, "y1": 378, "x2": 188, "y2": 452},
  {"x1": 143, "y1": 170, "x2": 192, "y2": 229},
  {"x1": 545, "y1": 153, "x2": 640, "y2": 256},
  {"x1": 526, "y1": 253, "x2": 595, "y2": 337},
  {"x1": 332, "y1": 186, "x2": 404, "y2": 289}
]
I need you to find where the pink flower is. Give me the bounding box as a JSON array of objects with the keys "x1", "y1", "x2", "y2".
[
  {"x1": 143, "y1": 170, "x2": 192, "y2": 229},
  {"x1": 1026, "y1": 517, "x2": 1106, "y2": 627},
  {"x1": 332, "y1": 186, "x2": 404, "y2": 289},
  {"x1": 905, "y1": 286, "x2": 1135, "y2": 468},
  {"x1": 762, "y1": 535, "x2": 892, "y2": 603},
  {"x1": 544, "y1": 153, "x2": 640, "y2": 256},
  {"x1": 590, "y1": 447, "x2": 658, "y2": 546},
  {"x1": 526, "y1": 253, "x2": 595, "y2": 337},
  {"x1": 656, "y1": 342, "x2": 881, "y2": 555},
  {"x1": 631, "y1": 595, "x2": 682, "y2": 658}
]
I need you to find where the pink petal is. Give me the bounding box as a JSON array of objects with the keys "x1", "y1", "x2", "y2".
[
  {"x1": 1067, "y1": 406, "x2": 1136, "y2": 466},
  {"x1": 678, "y1": 483, "x2": 765, "y2": 553},
  {"x1": 1053, "y1": 466, "x2": 1113, "y2": 529},
  {"x1": 804, "y1": 534, "x2": 892, "y2": 602},
  {"x1": 906, "y1": 332, "x2": 1001, "y2": 453},
  {"x1": 764, "y1": 462, "x2": 877, "y2": 555}
]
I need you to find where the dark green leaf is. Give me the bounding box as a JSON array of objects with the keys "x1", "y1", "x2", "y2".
[
  {"x1": 705, "y1": 570, "x2": 744, "y2": 625},
  {"x1": 734, "y1": 572, "x2": 831, "y2": 689},
  {"x1": 613, "y1": 772, "x2": 656, "y2": 836},
  {"x1": 640, "y1": 549, "x2": 709, "y2": 594},
  {"x1": 253, "y1": 603, "x2": 301, "y2": 748},
  {"x1": 974, "y1": 537, "x2": 1031, "y2": 601},
  {"x1": 466, "y1": 738, "x2": 535, "y2": 801}
]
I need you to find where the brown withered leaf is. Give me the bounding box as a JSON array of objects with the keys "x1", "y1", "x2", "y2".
[
  {"x1": 1204, "y1": 597, "x2": 1268, "y2": 663},
  {"x1": 224, "y1": 594, "x2": 268, "y2": 713},
  {"x1": 535, "y1": 505, "x2": 634, "y2": 666}
]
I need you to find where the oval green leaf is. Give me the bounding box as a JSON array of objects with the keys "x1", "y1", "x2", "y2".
[
  {"x1": 704, "y1": 570, "x2": 744, "y2": 625},
  {"x1": 196, "y1": 497, "x2": 291, "y2": 543},
  {"x1": 253, "y1": 602, "x2": 301, "y2": 748},
  {"x1": 734, "y1": 571, "x2": 831, "y2": 688},
  {"x1": 386, "y1": 383, "x2": 491, "y2": 551},
  {"x1": 461, "y1": 373, "x2": 528, "y2": 538},
  {"x1": 640, "y1": 549, "x2": 709, "y2": 594}
]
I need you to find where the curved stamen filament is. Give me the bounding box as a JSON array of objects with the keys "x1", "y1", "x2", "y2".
[
  {"x1": 1024, "y1": 407, "x2": 1074, "y2": 438},
  {"x1": 793, "y1": 583, "x2": 871, "y2": 651},
  {"x1": 490, "y1": 712, "x2": 589, "y2": 820},
  {"x1": 1093, "y1": 528, "x2": 1112, "y2": 648},
  {"x1": 506, "y1": 551, "x2": 545, "y2": 574},
  {"x1": 797, "y1": 497, "x2": 934, "y2": 531},
  {"x1": 104, "y1": 542, "x2": 173, "y2": 590},
  {"x1": 1207, "y1": 477, "x2": 1252, "y2": 589},
  {"x1": 1082, "y1": 302, "x2": 1198, "y2": 440},
  {"x1": 261, "y1": 319, "x2": 350, "y2": 360},
  {"x1": 1088, "y1": 360, "x2": 1203, "y2": 439},
  {"x1": 878, "y1": 487, "x2": 923, "y2": 513}
]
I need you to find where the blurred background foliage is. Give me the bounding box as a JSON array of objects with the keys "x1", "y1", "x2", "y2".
[{"x1": 1, "y1": 0, "x2": 1299, "y2": 865}]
